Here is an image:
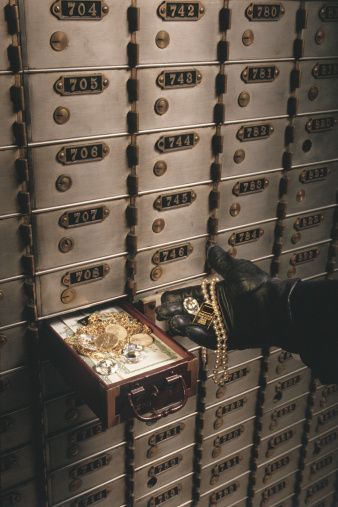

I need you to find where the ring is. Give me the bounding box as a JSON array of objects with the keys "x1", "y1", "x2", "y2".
[{"x1": 183, "y1": 297, "x2": 200, "y2": 315}]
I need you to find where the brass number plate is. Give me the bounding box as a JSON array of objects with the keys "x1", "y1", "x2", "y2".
[
  {"x1": 241, "y1": 65, "x2": 279, "y2": 83},
  {"x1": 290, "y1": 249, "x2": 320, "y2": 265},
  {"x1": 59, "y1": 206, "x2": 109, "y2": 228},
  {"x1": 245, "y1": 3, "x2": 284, "y2": 21},
  {"x1": 237, "y1": 124, "x2": 273, "y2": 141},
  {"x1": 157, "y1": 69, "x2": 202, "y2": 89},
  {"x1": 214, "y1": 481, "x2": 239, "y2": 501},
  {"x1": 150, "y1": 485, "x2": 181, "y2": 506},
  {"x1": 62, "y1": 263, "x2": 110, "y2": 287},
  {"x1": 306, "y1": 117, "x2": 336, "y2": 133},
  {"x1": 152, "y1": 243, "x2": 193, "y2": 265},
  {"x1": 71, "y1": 489, "x2": 110, "y2": 507},
  {"x1": 57, "y1": 142, "x2": 109, "y2": 165},
  {"x1": 51, "y1": 0, "x2": 109, "y2": 19},
  {"x1": 313, "y1": 62, "x2": 338, "y2": 79},
  {"x1": 299, "y1": 167, "x2": 328, "y2": 183},
  {"x1": 157, "y1": 1, "x2": 205, "y2": 21},
  {"x1": 156, "y1": 132, "x2": 199, "y2": 152},
  {"x1": 233, "y1": 178, "x2": 269, "y2": 196},
  {"x1": 54, "y1": 74, "x2": 109, "y2": 95},
  {"x1": 151, "y1": 455, "x2": 182, "y2": 477},
  {"x1": 213, "y1": 455, "x2": 242, "y2": 476},
  {"x1": 148, "y1": 423, "x2": 185, "y2": 446},
  {"x1": 154, "y1": 190, "x2": 196, "y2": 211},
  {"x1": 319, "y1": 5, "x2": 338, "y2": 21},
  {"x1": 229, "y1": 228, "x2": 264, "y2": 246},
  {"x1": 294, "y1": 213, "x2": 324, "y2": 231},
  {"x1": 71, "y1": 454, "x2": 111, "y2": 479}
]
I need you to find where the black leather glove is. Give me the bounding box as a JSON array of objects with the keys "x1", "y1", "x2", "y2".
[{"x1": 156, "y1": 245, "x2": 300, "y2": 351}]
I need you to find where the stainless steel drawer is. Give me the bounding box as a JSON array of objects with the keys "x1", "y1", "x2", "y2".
[
  {"x1": 227, "y1": 1, "x2": 300, "y2": 60},
  {"x1": 203, "y1": 387, "x2": 258, "y2": 437},
  {"x1": 137, "y1": 0, "x2": 221, "y2": 64},
  {"x1": 309, "y1": 404, "x2": 338, "y2": 440},
  {"x1": 199, "y1": 471, "x2": 250, "y2": 507},
  {"x1": 303, "y1": 450, "x2": 338, "y2": 486},
  {"x1": 201, "y1": 417, "x2": 256, "y2": 467},
  {"x1": 303, "y1": 1, "x2": 338, "y2": 58},
  {"x1": 0, "y1": 74, "x2": 16, "y2": 147},
  {"x1": 46, "y1": 419, "x2": 125, "y2": 470},
  {"x1": 266, "y1": 349, "x2": 307, "y2": 382},
  {"x1": 0, "y1": 406, "x2": 34, "y2": 453},
  {"x1": 35, "y1": 254, "x2": 126, "y2": 317},
  {"x1": 312, "y1": 384, "x2": 338, "y2": 414},
  {"x1": 252, "y1": 471, "x2": 297, "y2": 507},
  {"x1": 254, "y1": 446, "x2": 301, "y2": 491},
  {"x1": 278, "y1": 242, "x2": 331, "y2": 280},
  {"x1": 264, "y1": 367, "x2": 311, "y2": 411},
  {"x1": 44, "y1": 393, "x2": 96, "y2": 436},
  {"x1": 305, "y1": 426, "x2": 338, "y2": 463},
  {"x1": 55, "y1": 475, "x2": 125, "y2": 507},
  {"x1": 0, "y1": 278, "x2": 27, "y2": 327},
  {"x1": 134, "y1": 413, "x2": 196, "y2": 467},
  {"x1": 20, "y1": 0, "x2": 129, "y2": 69},
  {"x1": 298, "y1": 59, "x2": 338, "y2": 114},
  {"x1": 25, "y1": 70, "x2": 129, "y2": 143},
  {"x1": 0, "y1": 216, "x2": 25, "y2": 278},
  {"x1": 298, "y1": 469, "x2": 337, "y2": 506},
  {"x1": 41, "y1": 361, "x2": 72, "y2": 400},
  {"x1": 0, "y1": 324, "x2": 30, "y2": 372},
  {"x1": 257, "y1": 421, "x2": 305, "y2": 463},
  {"x1": 0, "y1": 148, "x2": 21, "y2": 215},
  {"x1": 30, "y1": 137, "x2": 129, "y2": 210},
  {"x1": 0, "y1": 480, "x2": 38, "y2": 507},
  {"x1": 48, "y1": 448, "x2": 125, "y2": 505},
  {"x1": 270, "y1": 495, "x2": 294, "y2": 507},
  {"x1": 0, "y1": 444, "x2": 36, "y2": 490},
  {"x1": 224, "y1": 62, "x2": 293, "y2": 121},
  {"x1": 0, "y1": 367, "x2": 33, "y2": 415},
  {"x1": 135, "y1": 473, "x2": 193, "y2": 506},
  {"x1": 200, "y1": 445, "x2": 252, "y2": 495},
  {"x1": 205, "y1": 357, "x2": 262, "y2": 407},
  {"x1": 137, "y1": 65, "x2": 218, "y2": 131},
  {"x1": 260, "y1": 395, "x2": 309, "y2": 438},
  {"x1": 218, "y1": 171, "x2": 281, "y2": 230},
  {"x1": 134, "y1": 444, "x2": 194, "y2": 499}
]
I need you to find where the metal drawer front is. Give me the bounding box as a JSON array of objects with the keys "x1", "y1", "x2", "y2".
[
  {"x1": 205, "y1": 357, "x2": 262, "y2": 407},
  {"x1": 292, "y1": 115, "x2": 338, "y2": 166},
  {"x1": 0, "y1": 444, "x2": 36, "y2": 490},
  {"x1": 20, "y1": 0, "x2": 129, "y2": 69},
  {"x1": 199, "y1": 471, "x2": 250, "y2": 507},
  {"x1": 224, "y1": 62, "x2": 293, "y2": 121},
  {"x1": 303, "y1": 450, "x2": 338, "y2": 486},
  {"x1": 253, "y1": 256, "x2": 273, "y2": 274},
  {"x1": 35, "y1": 255, "x2": 126, "y2": 317},
  {"x1": 260, "y1": 395, "x2": 309, "y2": 438},
  {"x1": 0, "y1": 367, "x2": 33, "y2": 415},
  {"x1": 0, "y1": 148, "x2": 21, "y2": 215},
  {"x1": 0, "y1": 217, "x2": 25, "y2": 278},
  {"x1": 298, "y1": 59, "x2": 338, "y2": 114},
  {"x1": 270, "y1": 495, "x2": 294, "y2": 507},
  {"x1": 0, "y1": 0, "x2": 11, "y2": 70},
  {"x1": 138, "y1": 65, "x2": 218, "y2": 131},
  {"x1": 312, "y1": 384, "x2": 338, "y2": 414},
  {"x1": 41, "y1": 362, "x2": 72, "y2": 400},
  {"x1": 134, "y1": 414, "x2": 196, "y2": 468},
  {"x1": 227, "y1": 0, "x2": 300, "y2": 60},
  {"x1": 267, "y1": 349, "x2": 306, "y2": 382},
  {"x1": 135, "y1": 473, "x2": 193, "y2": 506},
  {"x1": 0, "y1": 278, "x2": 27, "y2": 327},
  {"x1": 287, "y1": 163, "x2": 338, "y2": 215},
  {"x1": 264, "y1": 367, "x2": 311, "y2": 411},
  {"x1": 201, "y1": 417, "x2": 255, "y2": 467},
  {"x1": 32, "y1": 198, "x2": 128, "y2": 271},
  {"x1": 255, "y1": 446, "x2": 301, "y2": 492},
  {"x1": 218, "y1": 171, "x2": 281, "y2": 230},
  {"x1": 0, "y1": 324, "x2": 29, "y2": 372},
  {"x1": 55, "y1": 476, "x2": 125, "y2": 507},
  {"x1": 48, "y1": 449, "x2": 125, "y2": 505},
  {"x1": 137, "y1": 0, "x2": 221, "y2": 64},
  {"x1": 205, "y1": 348, "x2": 262, "y2": 376},
  {"x1": 134, "y1": 445, "x2": 194, "y2": 499},
  {"x1": 0, "y1": 407, "x2": 34, "y2": 453},
  {"x1": 0, "y1": 75, "x2": 16, "y2": 147},
  {"x1": 26, "y1": 70, "x2": 129, "y2": 143},
  {"x1": 298, "y1": 470, "x2": 337, "y2": 506},
  {"x1": 47, "y1": 419, "x2": 125, "y2": 470},
  {"x1": 308, "y1": 404, "x2": 338, "y2": 440},
  {"x1": 278, "y1": 243, "x2": 331, "y2": 280},
  {"x1": 137, "y1": 185, "x2": 209, "y2": 250},
  {"x1": 203, "y1": 387, "x2": 258, "y2": 437},
  {"x1": 44, "y1": 393, "x2": 96, "y2": 436},
  {"x1": 30, "y1": 137, "x2": 129, "y2": 210},
  {"x1": 303, "y1": 1, "x2": 338, "y2": 58},
  {"x1": 283, "y1": 208, "x2": 336, "y2": 253},
  {"x1": 253, "y1": 472, "x2": 297, "y2": 507},
  {"x1": 200, "y1": 445, "x2": 252, "y2": 495},
  {"x1": 258, "y1": 421, "x2": 305, "y2": 463},
  {"x1": 305, "y1": 426, "x2": 338, "y2": 463},
  {"x1": 0, "y1": 480, "x2": 38, "y2": 507}
]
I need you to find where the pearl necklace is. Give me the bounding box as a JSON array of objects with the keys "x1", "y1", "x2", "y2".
[{"x1": 201, "y1": 276, "x2": 229, "y2": 386}]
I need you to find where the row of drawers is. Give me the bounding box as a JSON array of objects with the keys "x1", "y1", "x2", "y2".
[{"x1": 1, "y1": 65, "x2": 338, "y2": 146}]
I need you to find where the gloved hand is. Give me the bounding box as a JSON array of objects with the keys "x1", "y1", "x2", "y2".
[{"x1": 156, "y1": 245, "x2": 300, "y2": 351}]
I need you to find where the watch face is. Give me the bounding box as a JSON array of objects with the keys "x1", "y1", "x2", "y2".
[{"x1": 183, "y1": 297, "x2": 200, "y2": 315}]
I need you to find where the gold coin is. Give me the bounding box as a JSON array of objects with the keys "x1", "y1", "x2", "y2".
[
  {"x1": 130, "y1": 333, "x2": 154, "y2": 347},
  {"x1": 96, "y1": 324, "x2": 127, "y2": 351}
]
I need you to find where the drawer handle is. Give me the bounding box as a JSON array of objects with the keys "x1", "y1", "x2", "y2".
[{"x1": 128, "y1": 374, "x2": 187, "y2": 422}]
